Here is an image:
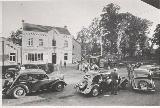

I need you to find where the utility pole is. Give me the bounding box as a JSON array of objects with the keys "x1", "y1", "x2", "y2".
[
  {"x1": 21, "y1": 20, "x2": 24, "y2": 64},
  {"x1": 2, "y1": 40, "x2": 4, "y2": 67},
  {"x1": 100, "y1": 27, "x2": 103, "y2": 57}
]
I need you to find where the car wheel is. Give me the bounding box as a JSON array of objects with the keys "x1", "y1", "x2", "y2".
[
  {"x1": 4, "y1": 73, "x2": 12, "y2": 79},
  {"x1": 91, "y1": 86, "x2": 99, "y2": 97},
  {"x1": 12, "y1": 87, "x2": 26, "y2": 99},
  {"x1": 55, "y1": 83, "x2": 64, "y2": 92},
  {"x1": 138, "y1": 81, "x2": 149, "y2": 90}
]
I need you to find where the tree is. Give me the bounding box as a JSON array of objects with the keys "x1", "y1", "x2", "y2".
[
  {"x1": 152, "y1": 24, "x2": 160, "y2": 47},
  {"x1": 100, "y1": 3, "x2": 152, "y2": 58},
  {"x1": 8, "y1": 29, "x2": 22, "y2": 46},
  {"x1": 76, "y1": 27, "x2": 90, "y2": 58},
  {"x1": 77, "y1": 3, "x2": 152, "y2": 60},
  {"x1": 152, "y1": 24, "x2": 160, "y2": 64},
  {"x1": 100, "y1": 3, "x2": 120, "y2": 54}
]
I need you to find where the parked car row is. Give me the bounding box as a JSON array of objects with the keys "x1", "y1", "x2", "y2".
[{"x1": 2, "y1": 64, "x2": 159, "y2": 99}]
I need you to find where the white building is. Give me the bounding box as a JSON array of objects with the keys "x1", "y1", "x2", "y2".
[
  {"x1": 22, "y1": 23, "x2": 72, "y2": 65},
  {"x1": 0, "y1": 37, "x2": 21, "y2": 66},
  {"x1": 72, "y1": 38, "x2": 81, "y2": 63}
]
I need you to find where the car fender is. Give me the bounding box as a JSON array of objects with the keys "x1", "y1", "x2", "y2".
[
  {"x1": 6, "y1": 84, "x2": 29, "y2": 96},
  {"x1": 82, "y1": 83, "x2": 100, "y2": 94},
  {"x1": 51, "y1": 80, "x2": 67, "y2": 86}
]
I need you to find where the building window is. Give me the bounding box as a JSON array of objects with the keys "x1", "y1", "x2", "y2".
[
  {"x1": 64, "y1": 53, "x2": 68, "y2": 60},
  {"x1": 39, "y1": 39, "x2": 43, "y2": 46},
  {"x1": 9, "y1": 53, "x2": 16, "y2": 62},
  {"x1": 31, "y1": 54, "x2": 34, "y2": 61},
  {"x1": 73, "y1": 45, "x2": 74, "y2": 49},
  {"x1": 52, "y1": 39, "x2": 56, "y2": 46},
  {"x1": 64, "y1": 40, "x2": 68, "y2": 47},
  {"x1": 28, "y1": 53, "x2": 43, "y2": 61},
  {"x1": 35, "y1": 53, "x2": 37, "y2": 61},
  {"x1": 28, "y1": 38, "x2": 33, "y2": 46}
]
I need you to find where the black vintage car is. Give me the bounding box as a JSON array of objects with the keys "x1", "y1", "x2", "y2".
[
  {"x1": 75, "y1": 70, "x2": 128, "y2": 96},
  {"x1": 2, "y1": 69, "x2": 67, "y2": 99},
  {"x1": 4, "y1": 64, "x2": 39, "y2": 79}
]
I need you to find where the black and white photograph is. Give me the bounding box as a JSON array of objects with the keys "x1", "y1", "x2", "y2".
[{"x1": 0, "y1": 0, "x2": 160, "y2": 106}]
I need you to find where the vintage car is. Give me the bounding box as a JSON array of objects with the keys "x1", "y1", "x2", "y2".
[
  {"x1": 4, "y1": 64, "x2": 39, "y2": 79},
  {"x1": 2, "y1": 69, "x2": 67, "y2": 99},
  {"x1": 74, "y1": 70, "x2": 128, "y2": 96},
  {"x1": 140, "y1": 65, "x2": 160, "y2": 80},
  {"x1": 130, "y1": 68, "x2": 155, "y2": 92}
]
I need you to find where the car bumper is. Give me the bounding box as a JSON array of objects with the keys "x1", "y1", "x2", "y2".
[{"x1": 133, "y1": 88, "x2": 155, "y2": 92}]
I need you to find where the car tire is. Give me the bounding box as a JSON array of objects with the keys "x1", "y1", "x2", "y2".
[
  {"x1": 12, "y1": 86, "x2": 26, "y2": 99},
  {"x1": 138, "y1": 81, "x2": 149, "y2": 90},
  {"x1": 4, "y1": 73, "x2": 12, "y2": 79},
  {"x1": 91, "y1": 86, "x2": 99, "y2": 97},
  {"x1": 55, "y1": 83, "x2": 64, "y2": 92}
]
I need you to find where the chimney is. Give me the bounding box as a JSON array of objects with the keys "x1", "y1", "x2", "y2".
[
  {"x1": 22, "y1": 20, "x2": 25, "y2": 23},
  {"x1": 64, "y1": 25, "x2": 67, "y2": 29}
]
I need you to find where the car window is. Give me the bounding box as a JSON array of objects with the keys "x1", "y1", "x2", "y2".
[
  {"x1": 24, "y1": 65, "x2": 38, "y2": 69},
  {"x1": 18, "y1": 74, "x2": 28, "y2": 81},
  {"x1": 28, "y1": 74, "x2": 49, "y2": 81},
  {"x1": 38, "y1": 74, "x2": 49, "y2": 80}
]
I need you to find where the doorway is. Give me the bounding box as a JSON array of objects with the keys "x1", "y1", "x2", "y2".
[{"x1": 52, "y1": 53, "x2": 56, "y2": 64}]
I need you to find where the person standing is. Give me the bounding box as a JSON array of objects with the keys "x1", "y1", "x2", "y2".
[
  {"x1": 110, "y1": 68, "x2": 119, "y2": 95},
  {"x1": 60, "y1": 60, "x2": 62, "y2": 69},
  {"x1": 64, "y1": 61, "x2": 66, "y2": 68}
]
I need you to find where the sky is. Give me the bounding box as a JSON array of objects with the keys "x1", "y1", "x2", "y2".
[{"x1": 1, "y1": 0, "x2": 160, "y2": 38}]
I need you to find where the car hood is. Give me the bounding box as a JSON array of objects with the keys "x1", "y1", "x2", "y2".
[{"x1": 48, "y1": 72, "x2": 64, "y2": 80}]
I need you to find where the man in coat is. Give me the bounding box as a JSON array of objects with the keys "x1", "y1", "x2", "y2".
[{"x1": 110, "y1": 68, "x2": 119, "y2": 95}]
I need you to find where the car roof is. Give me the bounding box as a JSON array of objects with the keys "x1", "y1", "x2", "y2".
[
  {"x1": 8, "y1": 68, "x2": 17, "y2": 70},
  {"x1": 134, "y1": 68, "x2": 150, "y2": 74},
  {"x1": 23, "y1": 64, "x2": 37, "y2": 66},
  {"x1": 85, "y1": 71, "x2": 101, "y2": 76},
  {"x1": 19, "y1": 69, "x2": 46, "y2": 75}
]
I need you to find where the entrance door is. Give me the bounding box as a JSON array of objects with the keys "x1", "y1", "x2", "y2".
[{"x1": 52, "y1": 53, "x2": 56, "y2": 64}]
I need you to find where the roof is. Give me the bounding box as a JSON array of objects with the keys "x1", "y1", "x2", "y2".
[
  {"x1": 23, "y1": 23, "x2": 70, "y2": 35},
  {"x1": 19, "y1": 69, "x2": 46, "y2": 75},
  {"x1": 54, "y1": 27, "x2": 70, "y2": 35}
]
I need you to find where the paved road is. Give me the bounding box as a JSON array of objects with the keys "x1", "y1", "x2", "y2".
[{"x1": 2, "y1": 65, "x2": 160, "y2": 106}]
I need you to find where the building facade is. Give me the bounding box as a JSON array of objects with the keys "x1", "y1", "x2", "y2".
[
  {"x1": 72, "y1": 38, "x2": 81, "y2": 63},
  {"x1": 22, "y1": 23, "x2": 72, "y2": 65},
  {"x1": 0, "y1": 37, "x2": 21, "y2": 66}
]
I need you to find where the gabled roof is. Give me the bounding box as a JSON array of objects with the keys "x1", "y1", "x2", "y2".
[
  {"x1": 23, "y1": 23, "x2": 71, "y2": 35},
  {"x1": 54, "y1": 27, "x2": 70, "y2": 35}
]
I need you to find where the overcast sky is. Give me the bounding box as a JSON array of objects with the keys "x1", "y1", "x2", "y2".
[{"x1": 1, "y1": 0, "x2": 160, "y2": 38}]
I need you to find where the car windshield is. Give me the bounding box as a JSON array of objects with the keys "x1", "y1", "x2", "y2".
[
  {"x1": 133, "y1": 70, "x2": 150, "y2": 77},
  {"x1": 150, "y1": 68, "x2": 160, "y2": 72},
  {"x1": 24, "y1": 65, "x2": 38, "y2": 69}
]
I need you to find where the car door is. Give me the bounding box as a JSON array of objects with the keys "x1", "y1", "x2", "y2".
[{"x1": 30, "y1": 74, "x2": 50, "y2": 91}]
